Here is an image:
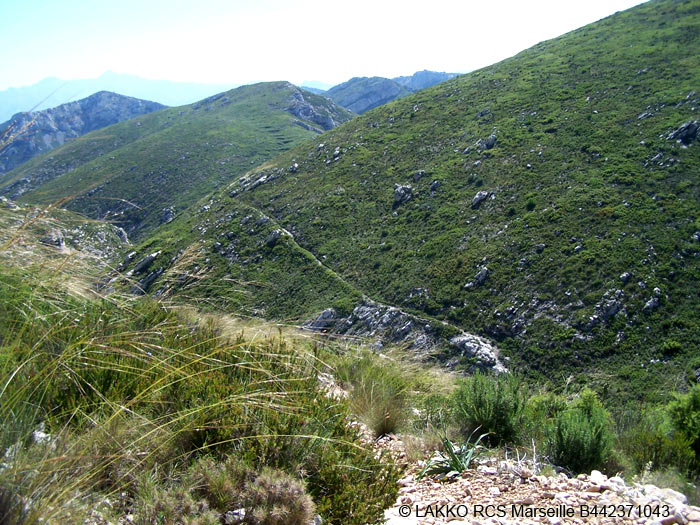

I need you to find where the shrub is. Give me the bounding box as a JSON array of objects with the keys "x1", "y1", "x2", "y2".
[
  {"x1": 523, "y1": 391, "x2": 567, "y2": 441},
  {"x1": 189, "y1": 457, "x2": 316, "y2": 525},
  {"x1": 451, "y1": 372, "x2": 526, "y2": 446},
  {"x1": 546, "y1": 389, "x2": 613, "y2": 473},
  {"x1": 618, "y1": 407, "x2": 694, "y2": 474},
  {"x1": 667, "y1": 384, "x2": 700, "y2": 469},
  {"x1": 412, "y1": 392, "x2": 452, "y2": 433},
  {"x1": 138, "y1": 487, "x2": 219, "y2": 525}
]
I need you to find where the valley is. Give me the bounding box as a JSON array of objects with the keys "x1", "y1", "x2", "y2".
[{"x1": 1, "y1": 0, "x2": 700, "y2": 523}]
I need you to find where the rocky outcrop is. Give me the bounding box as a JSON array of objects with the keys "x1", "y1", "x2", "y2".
[
  {"x1": 471, "y1": 191, "x2": 490, "y2": 209},
  {"x1": 464, "y1": 266, "x2": 489, "y2": 289},
  {"x1": 394, "y1": 184, "x2": 413, "y2": 206},
  {"x1": 126, "y1": 251, "x2": 161, "y2": 277},
  {"x1": 283, "y1": 85, "x2": 351, "y2": 131},
  {"x1": 0, "y1": 91, "x2": 164, "y2": 175},
  {"x1": 667, "y1": 120, "x2": 699, "y2": 145},
  {"x1": 305, "y1": 300, "x2": 507, "y2": 373},
  {"x1": 160, "y1": 207, "x2": 175, "y2": 224},
  {"x1": 39, "y1": 228, "x2": 65, "y2": 249}
]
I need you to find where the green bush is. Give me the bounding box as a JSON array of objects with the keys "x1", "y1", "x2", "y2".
[
  {"x1": 523, "y1": 391, "x2": 567, "y2": 441},
  {"x1": 546, "y1": 389, "x2": 613, "y2": 474},
  {"x1": 451, "y1": 372, "x2": 527, "y2": 446},
  {"x1": 412, "y1": 392, "x2": 452, "y2": 433},
  {"x1": 622, "y1": 425, "x2": 694, "y2": 474},
  {"x1": 667, "y1": 384, "x2": 700, "y2": 469},
  {"x1": 617, "y1": 406, "x2": 694, "y2": 474},
  {"x1": 189, "y1": 457, "x2": 316, "y2": 525}
]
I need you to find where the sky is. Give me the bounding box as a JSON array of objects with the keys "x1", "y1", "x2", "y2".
[{"x1": 0, "y1": 0, "x2": 648, "y2": 91}]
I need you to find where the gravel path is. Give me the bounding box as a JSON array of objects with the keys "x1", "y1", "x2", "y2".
[{"x1": 371, "y1": 434, "x2": 700, "y2": 525}]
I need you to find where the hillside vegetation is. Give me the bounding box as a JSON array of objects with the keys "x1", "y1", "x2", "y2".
[
  {"x1": 1, "y1": 82, "x2": 353, "y2": 239},
  {"x1": 2, "y1": 199, "x2": 700, "y2": 522},
  {"x1": 0, "y1": 203, "x2": 399, "y2": 523},
  {"x1": 124, "y1": 0, "x2": 700, "y2": 404}
]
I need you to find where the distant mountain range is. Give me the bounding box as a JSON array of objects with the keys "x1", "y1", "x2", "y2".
[
  {"x1": 0, "y1": 91, "x2": 164, "y2": 175},
  {"x1": 393, "y1": 70, "x2": 459, "y2": 91},
  {"x1": 0, "y1": 81, "x2": 353, "y2": 238},
  {"x1": 325, "y1": 77, "x2": 412, "y2": 114},
  {"x1": 2, "y1": 71, "x2": 459, "y2": 124},
  {"x1": 0, "y1": 71, "x2": 236, "y2": 122},
  {"x1": 0, "y1": 70, "x2": 458, "y2": 176},
  {"x1": 321, "y1": 70, "x2": 459, "y2": 114}
]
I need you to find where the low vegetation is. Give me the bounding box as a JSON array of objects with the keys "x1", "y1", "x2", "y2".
[
  {"x1": 325, "y1": 350, "x2": 700, "y2": 502},
  {"x1": 0, "y1": 266, "x2": 399, "y2": 523}
]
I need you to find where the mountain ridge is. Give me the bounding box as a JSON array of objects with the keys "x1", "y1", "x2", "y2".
[
  {"x1": 323, "y1": 70, "x2": 457, "y2": 114},
  {"x1": 115, "y1": 0, "x2": 700, "y2": 403},
  {"x1": 0, "y1": 91, "x2": 165, "y2": 175},
  {"x1": 1, "y1": 81, "x2": 354, "y2": 239},
  {"x1": 0, "y1": 71, "x2": 236, "y2": 122}
]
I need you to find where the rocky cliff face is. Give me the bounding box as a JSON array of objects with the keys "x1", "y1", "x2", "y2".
[{"x1": 0, "y1": 91, "x2": 164, "y2": 174}]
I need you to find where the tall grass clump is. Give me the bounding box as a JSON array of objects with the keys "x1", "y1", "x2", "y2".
[
  {"x1": 546, "y1": 389, "x2": 613, "y2": 474},
  {"x1": 451, "y1": 372, "x2": 527, "y2": 446},
  {"x1": 333, "y1": 349, "x2": 411, "y2": 437},
  {"x1": 0, "y1": 267, "x2": 400, "y2": 524}
]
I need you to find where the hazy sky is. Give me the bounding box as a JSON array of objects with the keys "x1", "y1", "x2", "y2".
[{"x1": 1, "y1": 0, "x2": 648, "y2": 91}]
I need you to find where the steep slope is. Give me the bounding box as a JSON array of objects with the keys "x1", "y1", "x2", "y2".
[
  {"x1": 2, "y1": 82, "x2": 353, "y2": 238},
  {"x1": 325, "y1": 77, "x2": 411, "y2": 114},
  {"x1": 392, "y1": 70, "x2": 459, "y2": 91},
  {"x1": 0, "y1": 91, "x2": 165, "y2": 175},
  {"x1": 127, "y1": 0, "x2": 700, "y2": 402}
]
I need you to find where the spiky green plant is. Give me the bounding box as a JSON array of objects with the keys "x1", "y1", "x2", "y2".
[{"x1": 417, "y1": 429, "x2": 488, "y2": 479}]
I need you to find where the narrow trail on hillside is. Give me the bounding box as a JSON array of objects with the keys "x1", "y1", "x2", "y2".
[{"x1": 238, "y1": 202, "x2": 479, "y2": 341}]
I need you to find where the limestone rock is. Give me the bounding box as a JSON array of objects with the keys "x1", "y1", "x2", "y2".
[
  {"x1": 471, "y1": 190, "x2": 489, "y2": 209},
  {"x1": 643, "y1": 296, "x2": 660, "y2": 312},
  {"x1": 394, "y1": 184, "x2": 413, "y2": 206},
  {"x1": 449, "y1": 333, "x2": 507, "y2": 373},
  {"x1": 39, "y1": 228, "x2": 65, "y2": 248},
  {"x1": 667, "y1": 120, "x2": 699, "y2": 145},
  {"x1": 160, "y1": 206, "x2": 175, "y2": 224}
]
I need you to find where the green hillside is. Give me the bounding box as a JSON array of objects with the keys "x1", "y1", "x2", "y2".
[
  {"x1": 123, "y1": 0, "x2": 700, "y2": 403},
  {"x1": 1, "y1": 82, "x2": 353, "y2": 238}
]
